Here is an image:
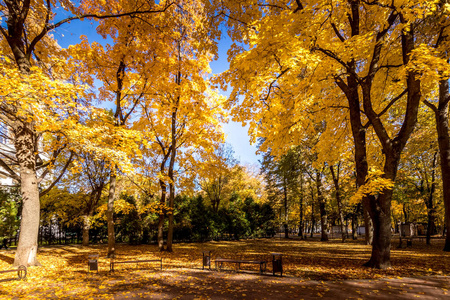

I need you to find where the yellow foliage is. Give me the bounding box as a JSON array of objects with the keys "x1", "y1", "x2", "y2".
[{"x1": 350, "y1": 170, "x2": 395, "y2": 204}]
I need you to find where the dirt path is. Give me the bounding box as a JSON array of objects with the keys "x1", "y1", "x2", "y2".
[{"x1": 98, "y1": 269, "x2": 450, "y2": 299}]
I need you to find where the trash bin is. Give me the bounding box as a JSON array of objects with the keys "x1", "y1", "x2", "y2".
[
  {"x1": 202, "y1": 251, "x2": 211, "y2": 270},
  {"x1": 88, "y1": 254, "x2": 99, "y2": 273},
  {"x1": 271, "y1": 253, "x2": 282, "y2": 276}
]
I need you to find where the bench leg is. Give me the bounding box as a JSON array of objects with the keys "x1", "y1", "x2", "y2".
[{"x1": 260, "y1": 262, "x2": 266, "y2": 274}]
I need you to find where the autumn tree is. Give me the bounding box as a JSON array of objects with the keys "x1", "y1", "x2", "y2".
[
  {"x1": 261, "y1": 147, "x2": 303, "y2": 238},
  {"x1": 214, "y1": 0, "x2": 437, "y2": 268},
  {"x1": 134, "y1": 0, "x2": 225, "y2": 252},
  {"x1": 68, "y1": 11, "x2": 162, "y2": 256},
  {"x1": 0, "y1": 0, "x2": 174, "y2": 266},
  {"x1": 200, "y1": 143, "x2": 238, "y2": 212},
  {"x1": 75, "y1": 152, "x2": 109, "y2": 245},
  {"x1": 396, "y1": 108, "x2": 442, "y2": 245},
  {"x1": 418, "y1": 1, "x2": 450, "y2": 251}
]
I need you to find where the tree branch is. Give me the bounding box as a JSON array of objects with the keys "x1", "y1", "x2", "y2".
[
  {"x1": 331, "y1": 22, "x2": 345, "y2": 42},
  {"x1": 39, "y1": 151, "x2": 74, "y2": 197},
  {"x1": 28, "y1": 2, "x2": 175, "y2": 56},
  {"x1": 377, "y1": 88, "x2": 407, "y2": 118},
  {"x1": 293, "y1": 0, "x2": 304, "y2": 13},
  {"x1": 423, "y1": 99, "x2": 438, "y2": 113},
  {"x1": 313, "y1": 47, "x2": 360, "y2": 82},
  {"x1": 0, "y1": 157, "x2": 19, "y2": 181}
]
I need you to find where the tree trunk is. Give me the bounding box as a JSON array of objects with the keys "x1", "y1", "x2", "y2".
[
  {"x1": 316, "y1": 170, "x2": 328, "y2": 241},
  {"x1": 435, "y1": 79, "x2": 450, "y2": 251},
  {"x1": 363, "y1": 206, "x2": 374, "y2": 245},
  {"x1": 309, "y1": 183, "x2": 315, "y2": 238},
  {"x1": 330, "y1": 164, "x2": 346, "y2": 242},
  {"x1": 364, "y1": 192, "x2": 392, "y2": 269},
  {"x1": 425, "y1": 152, "x2": 437, "y2": 245},
  {"x1": 166, "y1": 97, "x2": 178, "y2": 252},
  {"x1": 13, "y1": 122, "x2": 41, "y2": 267},
  {"x1": 158, "y1": 179, "x2": 167, "y2": 251},
  {"x1": 48, "y1": 219, "x2": 52, "y2": 245},
  {"x1": 426, "y1": 209, "x2": 436, "y2": 245},
  {"x1": 282, "y1": 177, "x2": 289, "y2": 238},
  {"x1": 299, "y1": 175, "x2": 304, "y2": 238},
  {"x1": 82, "y1": 215, "x2": 90, "y2": 246},
  {"x1": 352, "y1": 213, "x2": 358, "y2": 240},
  {"x1": 166, "y1": 183, "x2": 175, "y2": 252},
  {"x1": 107, "y1": 170, "x2": 117, "y2": 257}
]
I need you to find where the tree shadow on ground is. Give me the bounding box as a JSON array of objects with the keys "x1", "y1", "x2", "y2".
[{"x1": 0, "y1": 253, "x2": 14, "y2": 264}]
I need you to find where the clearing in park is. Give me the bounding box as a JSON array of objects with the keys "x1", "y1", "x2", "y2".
[{"x1": 1, "y1": 237, "x2": 449, "y2": 299}]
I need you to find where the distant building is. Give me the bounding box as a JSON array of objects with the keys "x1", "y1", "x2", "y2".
[
  {"x1": 399, "y1": 222, "x2": 418, "y2": 237},
  {"x1": 0, "y1": 125, "x2": 16, "y2": 187},
  {"x1": 331, "y1": 225, "x2": 342, "y2": 234},
  {"x1": 357, "y1": 226, "x2": 365, "y2": 235}
]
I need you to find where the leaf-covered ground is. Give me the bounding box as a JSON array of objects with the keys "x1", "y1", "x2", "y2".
[{"x1": 1, "y1": 237, "x2": 449, "y2": 299}]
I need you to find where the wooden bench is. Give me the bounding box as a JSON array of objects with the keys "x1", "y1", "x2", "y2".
[
  {"x1": 110, "y1": 257, "x2": 162, "y2": 272},
  {"x1": 215, "y1": 258, "x2": 267, "y2": 274},
  {"x1": 0, "y1": 265, "x2": 27, "y2": 280}
]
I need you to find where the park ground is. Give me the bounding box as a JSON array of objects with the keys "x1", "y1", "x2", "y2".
[{"x1": 1, "y1": 237, "x2": 450, "y2": 299}]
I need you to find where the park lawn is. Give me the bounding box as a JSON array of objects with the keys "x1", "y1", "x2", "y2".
[{"x1": 0, "y1": 237, "x2": 449, "y2": 299}]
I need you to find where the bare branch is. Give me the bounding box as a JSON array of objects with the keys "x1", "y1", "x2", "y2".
[
  {"x1": 39, "y1": 151, "x2": 74, "y2": 197},
  {"x1": 0, "y1": 157, "x2": 19, "y2": 181}
]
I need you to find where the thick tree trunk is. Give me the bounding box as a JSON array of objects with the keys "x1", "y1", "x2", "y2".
[
  {"x1": 435, "y1": 79, "x2": 450, "y2": 251},
  {"x1": 107, "y1": 171, "x2": 117, "y2": 257},
  {"x1": 13, "y1": 122, "x2": 41, "y2": 267},
  {"x1": 426, "y1": 209, "x2": 436, "y2": 245},
  {"x1": 364, "y1": 191, "x2": 393, "y2": 269},
  {"x1": 363, "y1": 206, "x2": 373, "y2": 244}
]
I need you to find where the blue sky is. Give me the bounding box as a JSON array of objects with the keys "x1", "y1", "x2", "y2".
[
  {"x1": 54, "y1": 17, "x2": 261, "y2": 166},
  {"x1": 209, "y1": 36, "x2": 261, "y2": 166}
]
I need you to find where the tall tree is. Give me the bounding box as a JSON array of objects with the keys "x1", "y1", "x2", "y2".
[
  {"x1": 200, "y1": 143, "x2": 238, "y2": 212},
  {"x1": 420, "y1": 1, "x2": 450, "y2": 250},
  {"x1": 0, "y1": 0, "x2": 174, "y2": 267},
  {"x1": 69, "y1": 14, "x2": 159, "y2": 256},
  {"x1": 215, "y1": 0, "x2": 432, "y2": 268},
  {"x1": 135, "y1": 0, "x2": 225, "y2": 252},
  {"x1": 76, "y1": 152, "x2": 109, "y2": 246},
  {"x1": 261, "y1": 147, "x2": 303, "y2": 238}
]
